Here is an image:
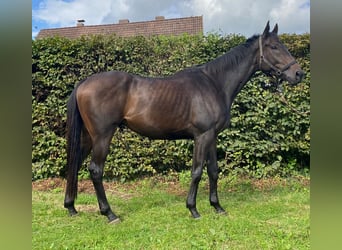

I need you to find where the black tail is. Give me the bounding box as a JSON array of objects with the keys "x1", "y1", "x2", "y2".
[{"x1": 65, "y1": 87, "x2": 83, "y2": 202}]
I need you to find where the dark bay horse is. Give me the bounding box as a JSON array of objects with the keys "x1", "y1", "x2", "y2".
[{"x1": 64, "y1": 22, "x2": 305, "y2": 223}]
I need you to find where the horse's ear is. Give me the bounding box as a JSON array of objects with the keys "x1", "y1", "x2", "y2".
[
  {"x1": 272, "y1": 23, "x2": 278, "y2": 34},
  {"x1": 262, "y1": 21, "x2": 270, "y2": 37}
]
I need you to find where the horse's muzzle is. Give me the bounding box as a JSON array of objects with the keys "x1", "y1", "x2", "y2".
[
  {"x1": 285, "y1": 68, "x2": 305, "y2": 86},
  {"x1": 295, "y1": 70, "x2": 305, "y2": 83}
]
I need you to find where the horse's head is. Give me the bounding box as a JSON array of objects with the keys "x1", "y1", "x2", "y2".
[{"x1": 258, "y1": 21, "x2": 305, "y2": 85}]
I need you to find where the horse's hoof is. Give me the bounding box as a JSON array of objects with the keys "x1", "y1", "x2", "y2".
[
  {"x1": 216, "y1": 208, "x2": 227, "y2": 215},
  {"x1": 69, "y1": 212, "x2": 78, "y2": 217},
  {"x1": 108, "y1": 217, "x2": 121, "y2": 224},
  {"x1": 189, "y1": 208, "x2": 201, "y2": 219},
  {"x1": 217, "y1": 210, "x2": 227, "y2": 216},
  {"x1": 68, "y1": 208, "x2": 78, "y2": 216}
]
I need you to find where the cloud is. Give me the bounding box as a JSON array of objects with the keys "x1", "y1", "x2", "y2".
[
  {"x1": 270, "y1": 0, "x2": 310, "y2": 34},
  {"x1": 32, "y1": 0, "x2": 113, "y2": 26},
  {"x1": 32, "y1": 0, "x2": 310, "y2": 37},
  {"x1": 102, "y1": 0, "x2": 184, "y2": 23},
  {"x1": 180, "y1": 0, "x2": 309, "y2": 35}
]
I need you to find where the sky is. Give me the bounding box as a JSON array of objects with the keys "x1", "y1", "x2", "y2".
[{"x1": 32, "y1": 0, "x2": 310, "y2": 39}]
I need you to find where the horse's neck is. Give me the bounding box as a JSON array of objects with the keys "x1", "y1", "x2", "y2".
[
  {"x1": 224, "y1": 56, "x2": 258, "y2": 101},
  {"x1": 203, "y1": 41, "x2": 259, "y2": 104}
]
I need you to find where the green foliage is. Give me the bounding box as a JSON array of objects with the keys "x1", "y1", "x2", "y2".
[
  {"x1": 218, "y1": 74, "x2": 310, "y2": 178},
  {"x1": 32, "y1": 33, "x2": 310, "y2": 180}
]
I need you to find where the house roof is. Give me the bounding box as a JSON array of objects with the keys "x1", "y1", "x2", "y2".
[{"x1": 36, "y1": 16, "x2": 203, "y2": 39}]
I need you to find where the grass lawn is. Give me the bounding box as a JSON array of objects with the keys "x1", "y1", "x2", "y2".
[{"x1": 32, "y1": 174, "x2": 309, "y2": 249}]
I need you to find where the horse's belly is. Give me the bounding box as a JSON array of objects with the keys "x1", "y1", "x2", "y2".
[{"x1": 124, "y1": 117, "x2": 193, "y2": 140}]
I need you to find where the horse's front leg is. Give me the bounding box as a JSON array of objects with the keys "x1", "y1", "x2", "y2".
[
  {"x1": 186, "y1": 130, "x2": 215, "y2": 218},
  {"x1": 207, "y1": 140, "x2": 226, "y2": 215}
]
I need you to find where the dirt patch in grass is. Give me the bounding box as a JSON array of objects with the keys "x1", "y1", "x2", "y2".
[
  {"x1": 31, "y1": 176, "x2": 190, "y2": 200},
  {"x1": 32, "y1": 178, "x2": 67, "y2": 191},
  {"x1": 250, "y1": 175, "x2": 310, "y2": 191},
  {"x1": 32, "y1": 175, "x2": 309, "y2": 198},
  {"x1": 32, "y1": 178, "x2": 136, "y2": 199}
]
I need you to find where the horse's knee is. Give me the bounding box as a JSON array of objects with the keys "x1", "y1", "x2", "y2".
[
  {"x1": 88, "y1": 163, "x2": 103, "y2": 180},
  {"x1": 208, "y1": 170, "x2": 218, "y2": 181},
  {"x1": 191, "y1": 167, "x2": 203, "y2": 183}
]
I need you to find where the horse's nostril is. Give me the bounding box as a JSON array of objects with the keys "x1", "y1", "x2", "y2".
[{"x1": 296, "y1": 70, "x2": 305, "y2": 80}]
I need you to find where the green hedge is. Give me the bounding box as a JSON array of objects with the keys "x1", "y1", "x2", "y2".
[{"x1": 32, "y1": 33, "x2": 310, "y2": 180}]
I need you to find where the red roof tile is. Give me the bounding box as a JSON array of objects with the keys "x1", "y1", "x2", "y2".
[{"x1": 36, "y1": 16, "x2": 203, "y2": 39}]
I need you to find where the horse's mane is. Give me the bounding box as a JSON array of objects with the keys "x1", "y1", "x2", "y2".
[
  {"x1": 148, "y1": 34, "x2": 260, "y2": 78},
  {"x1": 201, "y1": 35, "x2": 260, "y2": 73}
]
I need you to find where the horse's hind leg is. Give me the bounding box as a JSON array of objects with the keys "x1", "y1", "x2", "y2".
[
  {"x1": 81, "y1": 127, "x2": 92, "y2": 161},
  {"x1": 89, "y1": 130, "x2": 120, "y2": 223}
]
